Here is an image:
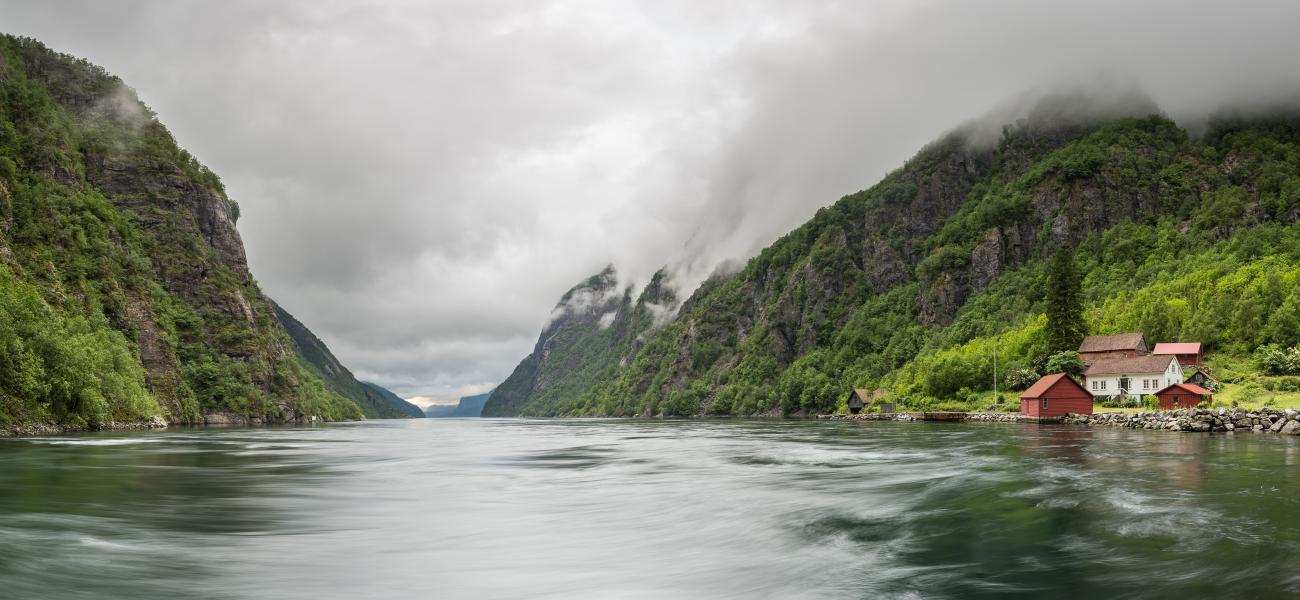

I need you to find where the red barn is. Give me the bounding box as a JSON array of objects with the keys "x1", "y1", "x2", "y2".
[
  {"x1": 1153, "y1": 342, "x2": 1203, "y2": 367},
  {"x1": 1020, "y1": 373, "x2": 1094, "y2": 418},
  {"x1": 1078, "y1": 333, "x2": 1148, "y2": 363},
  {"x1": 1153, "y1": 383, "x2": 1212, "y2": 409}
]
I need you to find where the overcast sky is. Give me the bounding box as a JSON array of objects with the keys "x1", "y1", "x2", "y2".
[{"x1": 4, "y1": 1, "x2": 1299, "y2": 405}]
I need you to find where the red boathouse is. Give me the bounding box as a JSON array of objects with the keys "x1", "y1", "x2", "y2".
[
  {"x1": 1153, "y1": 383, "x2": 1213, "y2": 409},
  {"x1": 1020, "y1": 373, "x2": 1094, "y2": 418}
]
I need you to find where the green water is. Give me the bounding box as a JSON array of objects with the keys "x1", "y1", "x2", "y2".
[{"x1": 1, "y1": 419, "x2": 1298, "y2": 599}]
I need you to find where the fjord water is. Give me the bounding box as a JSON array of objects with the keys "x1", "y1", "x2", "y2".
[{"x1": 3, "y1": 420, "x2": 1299, "y2": 599}]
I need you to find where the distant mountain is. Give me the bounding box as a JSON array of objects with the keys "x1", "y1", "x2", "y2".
[
  {"x1": 488, "y1": 105, "x2": 1300, "y2": 417},
  {"x1": 426, "y1": 391, "x2": 492, "y2": 418},
  {"x1": 272, "y1": 300, "x2": 423, "y2": 419},
  {"x1": 359, "y1": 381, "x2": 426, "y2": 419}
]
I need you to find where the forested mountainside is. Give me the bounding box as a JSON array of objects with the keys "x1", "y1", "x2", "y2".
[
  {"x1": 0, "y1": 35, "x2": 375, "y2": 429},
  {"x1": 482, "y1": 267, "x2": 677, "y2": 417},
  {"x1": 272, "y1": 301, "x2": 423, "y2": 418},
  {"x1": 487, "y1": 103, "x2": 1300, "y2": 417}
]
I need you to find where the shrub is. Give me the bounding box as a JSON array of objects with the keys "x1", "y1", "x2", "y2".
[
  {"x1": 1003, "y1": 367, "x2": 1040, "y2": 391},
  {"x1": 1141, "y1": 395, "x2": 1160, "y2": 410},
  {"x1": 1257, "y1": 344, "x2": 1300, "y2": 375}
]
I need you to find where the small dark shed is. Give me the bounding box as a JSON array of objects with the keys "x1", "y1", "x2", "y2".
[
  {"x1": 1154, "y1": 383, "x2": 1212, "y2": 409},
  {"x1": 1020, "y1": 373, "x2": 1093, "y2": 417},
  {"x1": 847, "y1": 389, "x2": 871, "y2": 414}
]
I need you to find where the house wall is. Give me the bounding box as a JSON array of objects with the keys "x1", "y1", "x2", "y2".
[
  {"x1": 1177, "y1": 352, "x2": 1200, "y2": 366},
  {"x1": 1020, "y1": 380, "x2": 1094, "y2": 417},
  {"x1": 1156, "y1": 390, "x2": 1203, "y2": 409},
  {"x1": 1085, "y1": 361, "x2": 1183, "y2": 399},
  {"x1": 1020, "y1": 395, "x2": 1093, "y2": 417},
  {"x1": 1080, "y1": 349, "x2": 1142, "y2": 362}
]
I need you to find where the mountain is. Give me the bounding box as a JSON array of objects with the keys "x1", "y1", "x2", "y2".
[
  {"x1": 482, "y1": 266, "x2": 677, "y2": 417},
  {"x1": 425, "y1": 391, "x2": 491, "y2": 418},
  {"x1": 272, "y1": 301, "x2": 423, "y2": 418},
  {"x1": 489, "y1": 103, "x2": 1300, "y2": 416},
  {"x1": 0, "y1": 35, "x2": 375, "y2": 430},
  {"x1": 358, "y1": 381, "x2": 425, "y2": 419}
]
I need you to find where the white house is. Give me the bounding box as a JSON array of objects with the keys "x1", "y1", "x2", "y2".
[{"x1": 1083, "y1": 355, "x2": 1183, "y2": 399}]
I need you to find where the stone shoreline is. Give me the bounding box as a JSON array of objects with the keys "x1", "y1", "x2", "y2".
[
  {"x1": 823, "y1": 407, "x2": 1300, "y2": 435},
  {"x1": 0, "y1": 416, "x2": 169, "y2": 438},
  {"x1": 1062, "y1": 407, "x2": 1300, "y2": 433},
  {"x1": 0, "y1": 413, "x2": 344, "y2": 438}
]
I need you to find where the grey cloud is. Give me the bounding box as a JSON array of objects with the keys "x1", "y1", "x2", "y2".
[{"x1": 4, "y1": 0, "x2": 1300, "y2": 400}]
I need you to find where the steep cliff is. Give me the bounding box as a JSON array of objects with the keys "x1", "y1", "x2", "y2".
[
  {"x1": 272, "y1": 301, "x2": 423, "y2": 419},
  {"x1": 481, "y1": 266, "x2": 677, "y2": 417},
  {"x1": 0, "y1": 35, "x2": 370, "y2": 429},
  {"x1": 492, "y1": 105, "x2": 1300, "y2": 416}
]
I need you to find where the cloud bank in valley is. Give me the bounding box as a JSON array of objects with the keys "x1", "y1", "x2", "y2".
[{"x1": 3, "y1": 0, "x2": 1299, "y2": 401}]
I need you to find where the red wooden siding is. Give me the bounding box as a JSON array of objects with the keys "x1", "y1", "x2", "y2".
[
  {"x1": 1019, "y1": 374, "x2": 1094, "y2": 417},
  {"x1": 1154, "y1": 383, "x2": 1212, "y2": 409}
]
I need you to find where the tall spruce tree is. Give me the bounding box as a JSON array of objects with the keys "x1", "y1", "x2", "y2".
[{"x1": 1046, "y1": 247, "x2": 1086, "y2": 353}]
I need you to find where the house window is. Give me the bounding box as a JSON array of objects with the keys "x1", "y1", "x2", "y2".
[
  {"x1": 1100, "y1": 380, "x2": 1107, "y2": 390},
  {"x1": 1091, "y1": 381, "x2": 1098, "y2": 390},
  {"x1": 1042, "y1": 399, "x2": 1049, "y2": 409}
]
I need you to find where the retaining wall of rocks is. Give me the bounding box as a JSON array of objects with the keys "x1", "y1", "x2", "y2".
[{"x1": 1063, "y1": 407, "x2": 1300, "y2": 433}]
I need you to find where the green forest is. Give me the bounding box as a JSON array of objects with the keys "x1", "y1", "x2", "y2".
[
  {"x1": 0, "y1": 36, "x2": 369, "y2": 428},
  {"x1": 488, "y1": 111, "x2": 1300, "y2": 417}
]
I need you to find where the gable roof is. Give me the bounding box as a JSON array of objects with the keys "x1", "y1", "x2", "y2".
[
  {"x1": 1153, "y1": 342, "x2": 1201, "y2": 355},
  {"x1": 1020, "y1": 373, "x2": 1089, "y2": 399},
  {"x1": 1084, "y1": 354, "x2": 1177, "y2": 376},
  {"x1": 1154, "y1": 382, "x2": 1213, "y2": 396},
  {"x1": 1079, "y1": 333, "x2": 1146, "y2": 353}
]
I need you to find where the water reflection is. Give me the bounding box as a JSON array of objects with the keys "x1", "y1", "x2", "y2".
[{"x1": 1, "y1": 419, "x2": 1298, "y2": 599}]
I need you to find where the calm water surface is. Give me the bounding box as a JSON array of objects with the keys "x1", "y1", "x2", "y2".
[{"x1": 2, "y1": 419, "x2": 1299, "y2": 599}]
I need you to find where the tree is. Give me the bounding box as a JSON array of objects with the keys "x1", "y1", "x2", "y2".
[
  {"x1": 1045, "y1": 247, "x2": 1086, "y2": 353},
  {"x1": 1045, "y1": 351, "x2": 1084, "y2": 377}
]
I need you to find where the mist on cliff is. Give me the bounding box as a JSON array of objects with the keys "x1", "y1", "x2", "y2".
[{"x1": 3, "y1": 0, "x2": 1299, "y2": 400}]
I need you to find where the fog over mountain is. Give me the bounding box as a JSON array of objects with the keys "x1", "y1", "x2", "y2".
[{"x1": 4, "y1": 0, "x2": 1298, "y2": 401}]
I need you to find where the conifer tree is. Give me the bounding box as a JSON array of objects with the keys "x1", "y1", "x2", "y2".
[{"x1": 1046, "y1": 247, "x2": 1085, "y2": 354}]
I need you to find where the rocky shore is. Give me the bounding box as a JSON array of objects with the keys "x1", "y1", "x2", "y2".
[
  {"x1": 0, "y1": 416, "x2": 169, "y2": 438},
  {"x1": 823, "y1": 407, "x2": 1300, "y2": 435},
  {"x1": 0, "y1": 412, "x2": 342, "y2": 437},
  {"x1": 1063, "y1": 407, "x2": 1300, "y2": 433}
]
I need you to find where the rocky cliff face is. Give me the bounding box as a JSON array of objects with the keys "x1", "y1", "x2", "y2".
[{"x1": 0, "y1": 35, "x2": 370, "y2": 428}]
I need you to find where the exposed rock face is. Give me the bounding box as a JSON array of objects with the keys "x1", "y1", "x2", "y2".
[{"x1": 0, "y1": 35, "x2": 367, "y2": 426}]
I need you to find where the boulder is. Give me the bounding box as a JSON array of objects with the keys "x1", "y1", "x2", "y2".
[{"x1": 1281, "y1": 420, "x2": 1300, "y2": 435}]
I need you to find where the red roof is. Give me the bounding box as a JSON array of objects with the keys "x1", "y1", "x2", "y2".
[
  {"x1": 1153, "y1": 342, "x2": 1201, "y2": 355},
  {"x1": 1020, "y1": 373, "x2": 1088, "y2": 399},
  {"x1": 1155, "y1": 383, "x2": 1213, "y2": 396}
]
